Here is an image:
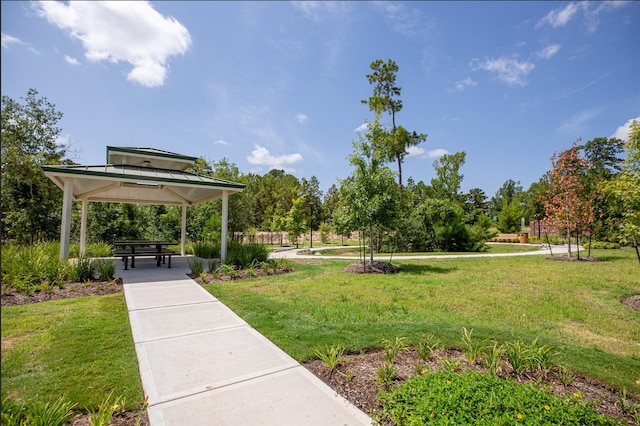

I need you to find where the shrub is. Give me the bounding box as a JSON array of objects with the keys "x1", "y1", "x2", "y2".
[
  {"x1": 192, "y1": 241, "x2": 220, "y2": 259},
  {"x1": 188, "y1": 257, "x2": 204, "y2": 275},
  {"x1": 94, "y1": 259, "x2": 116, "y2": 281},
  {"x1": 225, "y1": 242, "x2": 269, "y2": 268},
  {"x1": 376, "y1": 371, "x2": 620, "y2": 425},
  {"x1": 583, "y1": 241, "x2": 621, "y2": 250},
  {"x1": 70, "y1": 257, "x2": 95, "y2": 282},
  {"x1": 1, "y1": 396, "x2": 76, "y2": 426}
]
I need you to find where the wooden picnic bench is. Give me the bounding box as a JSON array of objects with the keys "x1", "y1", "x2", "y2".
[{"x1": 114, "y1": 240, "x2": 176, "y2": 270}]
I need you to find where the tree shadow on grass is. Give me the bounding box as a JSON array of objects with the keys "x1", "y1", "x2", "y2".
[{"x1": 400, "y1": 263, "x2": 456, "y2": 275}]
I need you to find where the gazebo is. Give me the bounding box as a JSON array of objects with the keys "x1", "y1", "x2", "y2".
[{"x1": 42, "y1": 146, "x2": 245, "y2": 261}]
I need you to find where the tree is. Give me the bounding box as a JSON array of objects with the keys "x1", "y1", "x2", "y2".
[
  {"x1": 431, "y1": 152, "x2": 466, "y2": 203},
  {"x1": 602, "y1": 120, "x2": 640, "y2": 245},
  {"x1": 489, "y1": 179, "x2": 523, "y2": 218},
  {"x1": 285, "y1": 195, "x2": 307, "y2": 248},
  {"x1": 338, "y1": 116, "x2": 399, "y2": 263},
  {"x1": 496, "y1": 200, "x2": 523, "y2": 233},
  {"x1": 541, "y1": 140, "x2": 595, "y2": 257},
  {"x1": 1, "y1": 89, "x2": 69, "y2": 243},
  {"x1": 300, "y1": 176, "x2": 323, "y2": 247},
  {"x1": 361, "y1": 58, "x2": 426, "y2": 186}
]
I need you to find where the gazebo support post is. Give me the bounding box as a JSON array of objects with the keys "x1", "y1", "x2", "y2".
[
  {"x1": 79, "y1": 199, "x2": 88, "y2": 257},
  {"x1": 181, "y1": 204, "x2": 187, "y2": 256},
  {"x1": 221, "y1": 190, "x2": 229, "y2": 263},
  {"x1": 59, "y1": 177, "x2": 74, "y2": 260}
]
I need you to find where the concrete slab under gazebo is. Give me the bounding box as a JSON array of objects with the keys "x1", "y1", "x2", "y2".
[{"x1": 43, "y1": 146, "x2": 245, "y2": 261}]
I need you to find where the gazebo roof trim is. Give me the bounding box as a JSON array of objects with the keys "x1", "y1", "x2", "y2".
[
  {"x1": 106, "y1": 146, "x2": 198, "y2": 171},
  {"x1": 42, "y1": 164, "x2": 246, "y2": 189}
]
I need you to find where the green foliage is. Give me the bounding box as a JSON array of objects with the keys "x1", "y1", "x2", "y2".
[
  {"x1": 584, "y1": 241, "x2": 621, "y2": 249},
  {"x1": 382, "y1": 336, "x2": 408, "y2": 363},
  {"x1": 484, "y1": 340, "x2": 505, "y2": 376},
  {"x1": 314, "y1": 344, "x2": 345, "y2": 372},
  {"x1": 376, "y1": 362, "x2": 398, "y2": 387},
  {"x1": 188, "y1": 257, "x2": 204, "y2": 275},
  {"x1": 192, "y1": 241, "x2": 220, "y2": 259},
  {"x1": 1, "y1": 396, "x2": 76, "y2": 426},
  {"x1": 376, "y1": 371, "x2": 620, "y2": 425},
  {"x1": 1, "y1": 242, "x2": 64, "y2": 292},
  {"x1": 415, "y1": 334, "x2": 440, "y2": 361},
  {"x1": 224, "y1": 242, "x2": 269, "y2": 268},
  {"x1": 460, "y1": 327, "x2": 490, "y2": 363},
  {"x1": 70, "y1": 257, "x2": 95, "y2": 282},
  {"x1": 497, "y1": 199, "x2": 524, "y2": 233},
  {"x1": 1, "y1": 89, "x2": 68, "y2": 244},
  {"x1": 87, "y1": 392, "x2": 122, "y2": 426},
  {"x1": 94, "y1": 259, "x2": 115, "y2": 281}
]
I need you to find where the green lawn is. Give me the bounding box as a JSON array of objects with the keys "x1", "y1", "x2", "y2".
[
  {"x1": 1, "y1": 248, "x2": 638, "y2": 414},
  {"x1": 204, "y1": 249, "x2": 640, "y2": 392},
  {"x1": 316, "y1": 243, "x2": 538, "y2": 256},
  {"x1": 1, "y1": 294, "x2": 144, "y2": 411}
]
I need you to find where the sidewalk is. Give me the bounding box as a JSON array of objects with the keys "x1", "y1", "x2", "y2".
[{"x1": 119, "y1": 256, "x2": 371, "y2": 426}]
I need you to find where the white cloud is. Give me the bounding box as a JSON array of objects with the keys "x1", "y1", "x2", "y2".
[
  {"x1": 1, "y1": 32, "x2": 22, "y2": 49},
  {"x1": 291, "y1": 1, "x2": 350, "y2": 22},
  {"x1": 296, "y1": 113, "x2": 309, "y2": 124},
  {"x1": 536, "y1": 2, "x2": 579, "y2": 28},
  {"x1": 470, "y1": 57, "x2": 535, "y2": 87},
  {"x1": 35, "y1": 1, "x2": 191, "y2": 87},
  {"x1": 427, "y1": 148, "x2": 449, "y2": 159},
  {"x1": 536, "y1": 1, "x2": 629, "y2": 32},
  {"x1": 213, "y1": 139, "x2": 229, "y2": 146},
  {"x1": 354, "y1": 123, "x2": 368, "y2": 133},
  {"x1": 247, "y1": 144, "x2": 303, "y2": 170},
  {"x1": 64, "y1": 54, "x2": 80, "y2": 66},
  {"x1": 454, "y1": 76, "x2": 477, "y2": 91},
  {"x1": 611, "y1": 116, "x2": 640, "y2": 141},
  {"x1": 406, "y1": 146, "x2": 425, "y2": 158},
  {"x1": 537, "y1": 44, "x2": 561, "y2": 60},
  {"x1": 558, "y1": 109, "x2": 599, "y2": 134}
]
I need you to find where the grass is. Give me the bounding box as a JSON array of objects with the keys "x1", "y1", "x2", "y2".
[
  {"x1": 203, "y1": 249, "x2": 640, "y2": 392},
  {"x1": 1, "y1": 247, "x2": 638, "y2": 418},
  {"x1": 1, "y1": 294, "x2": 144, "y2": 412}
]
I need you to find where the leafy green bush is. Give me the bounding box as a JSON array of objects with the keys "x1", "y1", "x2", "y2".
[
  {"x1": 94, "y1": 259, "x2": 116, "y2": 281},
  {"x1": 69, "y1": 257, "x2": 95, "y2": 282},
  {"x1": 192, "y1": 241, "x2": 220, "y2": 259},
  {"x1": 376, "y1": 371, "x2": 620, "y2": 425},
  {"x1": 1, "y1": 242, "x2": 65, "y2": 292},
  {"x1": 1, "y1": 396, "x2": 76, "y2": 426},
  {"x1": 224, "y1": 242, "x2": 269, "y2": 268},
  {"x1": 188, "y1": 257, "x2": 204, "y2": 275},
  {"x1": 583, "y1": 241, "x2": 621, "y2": 249}
]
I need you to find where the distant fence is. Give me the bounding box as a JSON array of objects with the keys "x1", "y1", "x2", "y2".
[{"x1": 529, "y1": 221, "x2": 560, "y2": 238}]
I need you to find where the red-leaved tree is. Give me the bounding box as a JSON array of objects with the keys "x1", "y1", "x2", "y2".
[{"x1": 541, "y1": 139, "x2": 595, "y2": 258}]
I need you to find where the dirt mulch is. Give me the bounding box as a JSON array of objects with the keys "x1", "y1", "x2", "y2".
[
  {"x1": 1, "y1": 278, "x2": 124, "y2": 306},
  {"x1": 547, "y1": 255, "x2": 600, "y2": 262},
  {"x1": 621, "y1": 295, "x2": 640, "y2": 312},
  {"x1": 304, "y1": 348, "x2": 639, "y2": 425},
  {"x1": 343, "y1": 261, "x2": 401, "y2": 274}
]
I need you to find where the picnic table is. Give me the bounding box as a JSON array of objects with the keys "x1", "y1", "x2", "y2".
[{"x1": 114, "y1": 240, "x2": 175, "y2": 270}]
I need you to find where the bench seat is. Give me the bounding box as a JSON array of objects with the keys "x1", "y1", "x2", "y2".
[{"x1": 116, "y1": 248, "x2": 175, "y2": 270}]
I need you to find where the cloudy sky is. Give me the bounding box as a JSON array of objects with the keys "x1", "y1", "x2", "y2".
[{"x1": 2, "y1": 1, "x2": 638, "y2": 196}]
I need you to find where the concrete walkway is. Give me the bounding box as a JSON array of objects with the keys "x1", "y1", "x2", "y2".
[
  {"x1": 119, "y1": 256, "x2": 371, "y2": 426},
  {"x1": 270, "y1": 243, "x2": 573, "y2": 260}
]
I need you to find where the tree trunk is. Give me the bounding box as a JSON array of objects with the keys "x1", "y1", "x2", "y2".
[{"x1": 397, "y1": 153, "x2": 403, "y2": 187}]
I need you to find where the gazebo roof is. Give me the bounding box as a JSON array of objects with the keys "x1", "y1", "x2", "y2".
[{"x1": 43, "y1": 147, "x2": 245, "y2": 206}]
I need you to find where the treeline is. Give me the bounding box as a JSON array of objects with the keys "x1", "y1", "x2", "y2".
[{"x1": 3, "y1": 74, "x2": 638, "y2": 253}]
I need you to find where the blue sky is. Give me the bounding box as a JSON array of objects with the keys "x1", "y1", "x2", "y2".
[{"x1": 2, "y1": 1, "x2": 639, "y2": 197}]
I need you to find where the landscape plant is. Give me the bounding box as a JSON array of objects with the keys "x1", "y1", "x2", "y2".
[
  {"x1": 376, "y1": 370, "x2": 622, "y2": 425},
  {"x1": 313, "y1": 344, "x2": 345, "y2": 374}
]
